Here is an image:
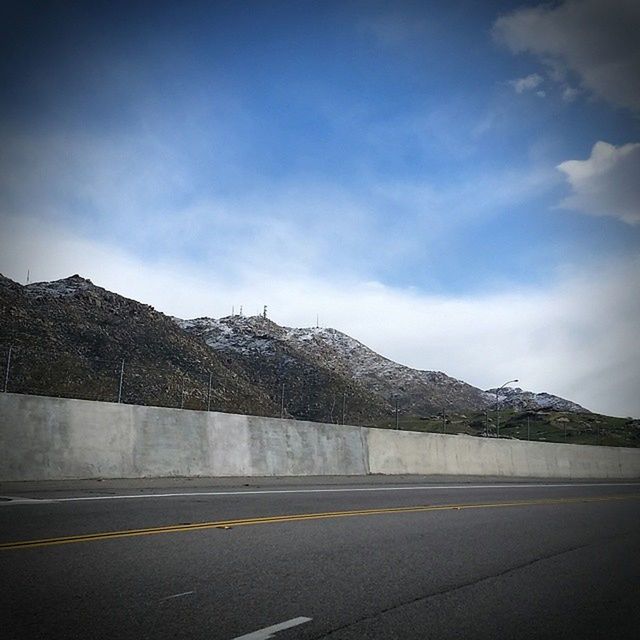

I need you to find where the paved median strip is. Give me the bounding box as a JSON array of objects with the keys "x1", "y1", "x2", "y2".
[{"x1": 1, "y1": 494, "x2": 638, "y2": 551}]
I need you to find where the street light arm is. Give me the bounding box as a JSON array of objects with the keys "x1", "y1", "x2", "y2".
[
  {"x1": 494, "y1": 378, "x2": 519, "y2": 404},
  {"x1": 497, "y1": 379, "x2": 519, "y2": 393},
  {"x1": 494, "y1": 379, "x2": 518, "y2": 438}
]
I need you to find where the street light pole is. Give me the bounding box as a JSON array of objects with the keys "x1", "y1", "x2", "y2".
[
  {"x1": 3, "y1": 345, "x2": 12, "y2": 393},
  {"x1": 495, "y1": 379, "x2": 518, "y2": 438},
  {"x1": 117, "y1": 359, "x2": 125, "y2": 404}
]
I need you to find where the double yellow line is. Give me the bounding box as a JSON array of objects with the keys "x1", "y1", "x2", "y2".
[{"x1": 1, "y1": 494, "x2": 638, "y2": 551}]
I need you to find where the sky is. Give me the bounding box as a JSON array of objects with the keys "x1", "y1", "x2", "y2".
[{"x1": 0, "y1": 0, "x2": 639, "y2": 416}]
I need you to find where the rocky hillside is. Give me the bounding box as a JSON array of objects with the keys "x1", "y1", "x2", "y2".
[
  {"x1": 177, "y1": 315, "x2": 493, "y2": 416},
  {"x1": 0, "y1": 273, "x2": 590, "y2": 424},
  {"x1": 176, "y1": 315, "x2": 391, "y2": 424},
  {"x1": 0, "y1": 274, "x2": 277, "y2": 414}
]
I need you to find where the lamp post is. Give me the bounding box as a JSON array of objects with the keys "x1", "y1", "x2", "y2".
[{"x1": 495, "y1": 379, "x2": 518, "y2": 437}]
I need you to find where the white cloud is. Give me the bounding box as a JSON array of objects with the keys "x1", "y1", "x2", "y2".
[
  {"x1": 0, "y1": 125, "x2": 560, "y2": 285},
  {"x1": 1, "y1": 215, "x2": 639, "y2": 418},
  {"x1": 557, "y1": 141, "x2": 640, "y2": 225},
  {"x1": 494, "y1": 0, "x2": 640, "y2": 111},
  {"x1": 562, "y1": 85, "x2": 580, "y2": 102},
  {"x1": 510, "y1": 73, "x2": 544, "y2": 94},
  {"x1": 0, "y1": 126, "x2": 387, "y2": 279}
]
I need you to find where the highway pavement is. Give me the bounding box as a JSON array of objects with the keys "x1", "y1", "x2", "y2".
[{"x1": 2, "y1": 476, "x2": 640, "y2": 639}]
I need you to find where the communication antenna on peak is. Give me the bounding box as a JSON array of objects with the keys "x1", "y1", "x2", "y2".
[
  {"x1": 263, "y1": 305, "x2": 268, "y2": 319},
  {"x1": 232, "y1": 305, "x2": 235, "y2": 316},
  {"x1": 26, "y1": 269, "x2": 30, "y2": 284},
  {"x1": 316, "y1": 313, "x2": 319, "y2": 328},
  {"x1": 239, "y1": 305, "x2": 243, "y2": 317}
]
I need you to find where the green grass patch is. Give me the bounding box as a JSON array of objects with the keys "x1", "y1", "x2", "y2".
[{"x1": 374, "y1": 410, "x2": 640, "y2": 448}]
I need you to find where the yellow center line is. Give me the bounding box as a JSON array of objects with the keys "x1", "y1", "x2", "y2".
[{"x1": 1, "y1": 494, "x2": 638, "y2": 551}]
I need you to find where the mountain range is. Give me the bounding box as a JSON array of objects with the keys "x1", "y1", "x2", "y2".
[{"x1": 0, "y1": 273, "x2": 587, "y2": 425}]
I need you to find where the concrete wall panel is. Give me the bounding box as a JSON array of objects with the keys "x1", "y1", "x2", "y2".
[
  {"x1": 207, "y1": 413, "x2": 252, "y2": 477},
  {"x1": 364, "y1": 427, "x2": 640, "y2": 479},
  {"x1": 245, "y1": 416, "x2": 366, "y2": 476}
]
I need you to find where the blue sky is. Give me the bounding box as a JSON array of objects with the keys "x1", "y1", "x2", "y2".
[{"x1": 1, "y1": 1, "x2": 639, "y2": 415}]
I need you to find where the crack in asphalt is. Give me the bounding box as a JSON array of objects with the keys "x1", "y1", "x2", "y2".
[{"x1": 312, "y1": 530, "x2": 637, "y2": 639}]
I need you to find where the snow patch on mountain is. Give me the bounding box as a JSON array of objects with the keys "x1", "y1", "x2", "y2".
[
  {"x1": 176, "y1": 315, "x2": 589, "y2": 413},
  {"x1": 25, "y1": 275, "x2": 96, "y2": 298},
  {"x1": 176, "y1": 315, "x2": 493, "y2": 412},
  {"x1": 486, "y1": 387, "x2": 588, "y2": 413}
]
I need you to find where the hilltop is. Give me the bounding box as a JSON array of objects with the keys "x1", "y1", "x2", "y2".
[{"x1": 177, "y1": 315, "x2": 490, "y2": 418}]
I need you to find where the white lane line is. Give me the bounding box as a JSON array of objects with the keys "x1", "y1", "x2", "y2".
[
  {"x1": 4, "y1": 483, "x2": 640, "y2": 504},
  {"x1": 0, "y1": 497, "x2": 54, "y2": 505},
  {"x1": 160, "y1": 590, "x2": 194, "y2": 601},
  {"x1": 0, "y1": 482, "x2": 638, "y2": 505},
  {"x1": 232, "y1": 617, "x2": 312, "y2": 639}
]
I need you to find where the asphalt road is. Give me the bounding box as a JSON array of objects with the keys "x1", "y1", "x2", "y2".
[{"x1": 2, "y1": 476, "x2": 640, "y2": 640}]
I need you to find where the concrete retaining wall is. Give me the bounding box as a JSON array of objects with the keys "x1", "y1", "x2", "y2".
[
  {"x1": 1, "y1": 393, "x2": 639, "y2": 481},
  {"x1": 364, "y1": 428, "x2": 640, "y2": 479},
  {"x1": 0, "y1": 394, "x2": 367, "y2": 481}
]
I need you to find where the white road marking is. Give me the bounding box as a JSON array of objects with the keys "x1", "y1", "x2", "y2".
[
  {"x1": 160, "y1": 590, "x2": 194, "y2": 601},
  {"x1": 0, "y1": 496, "x2": 55, "y2": 505},
  {"x1": 232, "y1": 617, "x2": 312, "y2": 639},
  {"x1": 0, "y1": 482, "x2": 638, "y2": 505}
]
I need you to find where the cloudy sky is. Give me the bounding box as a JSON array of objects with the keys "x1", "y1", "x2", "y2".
[{"x1": 1, "y1": 0, "x2": 639, "y2": 416}]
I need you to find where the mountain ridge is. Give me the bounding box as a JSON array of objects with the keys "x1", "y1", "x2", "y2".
[
  {"x1": 1, "y1": 273, "x2": 588, "y2": 421},
  {"x1": 175, "y1": 312, "x2": 588, "y2": 415}
]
